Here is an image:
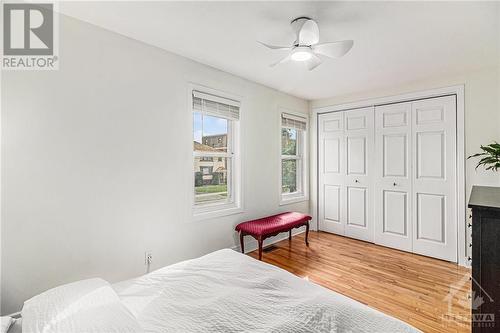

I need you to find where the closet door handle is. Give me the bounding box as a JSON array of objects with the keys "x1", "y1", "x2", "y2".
[
  {"x1": 393, "y1": 182, "x2": 397, "y2": 186},
  {"x1": 355, "y1": 179, "x2": 359, "y2": 183}
]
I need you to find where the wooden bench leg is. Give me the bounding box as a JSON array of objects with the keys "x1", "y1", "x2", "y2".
[
  {"x1": 305, "y1": 221, "x2": 310, "y2": 246},
  {"x1": 289, "y1": 230, "x2": 292, "y2": 241},
  {"x1": 258, "y1": 236, "x2": 263, "y2": 260},
  {"x1": 240, "y1": 232, "x2": 245, "y2": 253}
]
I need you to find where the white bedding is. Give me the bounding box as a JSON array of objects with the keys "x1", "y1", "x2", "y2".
[
  {"x1": 21, "y1": 278, "x2": 142, "y2": 333},
  {"x1": 113, "y1": 249, "x2": 419, "y2": 333}
]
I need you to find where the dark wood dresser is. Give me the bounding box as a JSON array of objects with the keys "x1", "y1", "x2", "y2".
[{"x1": 469, "y1": 185, "x2": 500, "y2": 332}]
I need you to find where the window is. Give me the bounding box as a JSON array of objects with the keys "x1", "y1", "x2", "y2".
[
  {"x1": 201, "y1": 166, "x2": 213, "y2": 175},
  {"x1": 192, "y1": 89, "x2": 241, "y2": 216},
  {"x1": 280, "y1": 112, "x2": 308, "y2": 204}
]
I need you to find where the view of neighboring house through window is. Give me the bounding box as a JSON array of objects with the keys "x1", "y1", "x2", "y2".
[
  {"x1": 281, "y1": 112, "x2": 307, "y2": 203},
  {"x1": 192, "y1": 90, "x2": 240, "y2": 211}
]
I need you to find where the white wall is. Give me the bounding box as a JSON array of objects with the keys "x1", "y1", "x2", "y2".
[
  {"x1": 0, "y1": 15, "x2": 309, "y2": 314},
  {"x1": 497, "y1": 10, "x2": 500, "y2": 194}
]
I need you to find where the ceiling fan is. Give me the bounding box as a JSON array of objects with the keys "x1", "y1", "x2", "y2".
[{"x1": 258, "y1": 17, "x2": 354, "y2": 70}]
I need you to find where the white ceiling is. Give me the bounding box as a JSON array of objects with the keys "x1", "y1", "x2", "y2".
[{"x1": 59, "y1": 1, "x2": 499, "y2": 100}]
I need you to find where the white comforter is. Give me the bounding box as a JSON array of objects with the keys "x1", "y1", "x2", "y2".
[{"x1": 113, "y1": 249, "x2": 419, "y2": 333}]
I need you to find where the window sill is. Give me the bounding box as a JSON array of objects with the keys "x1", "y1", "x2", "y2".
[
  {"x1": 193, "y1": 204, "x2": 243, "y2": 221},
  {"x1": 280, "y1": 194, "x2": 309, "y2": 206}
]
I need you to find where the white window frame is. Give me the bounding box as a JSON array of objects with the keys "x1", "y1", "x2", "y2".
[
  {"x1": 190, "y1": 84, "x2": 242, "y2": 220},
  {"x1": 279, "y1": 109, "x2": 309, "y2": 205}
]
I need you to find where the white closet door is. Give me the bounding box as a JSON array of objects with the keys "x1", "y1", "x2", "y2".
[
  {"x1": 374, "y1": 103, "x2": 412, "y2": 252},
  {"x1": 319, "y1": 112, "x2": 345, "y2": 235},
  {"x1": 412, "y1": 96, "x2": 457, "y2": 262},
  {"x1": 344, "y1": 107, "x2": 374, "y2": 242}
]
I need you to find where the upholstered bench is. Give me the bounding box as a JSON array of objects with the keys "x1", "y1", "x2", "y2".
[{"x1": 235, "y1": 212, "x2": 312, "y2": 260}]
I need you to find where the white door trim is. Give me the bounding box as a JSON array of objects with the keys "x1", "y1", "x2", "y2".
[{"x1": 310, "y1": 85, "x2": 466, "y2": 266}]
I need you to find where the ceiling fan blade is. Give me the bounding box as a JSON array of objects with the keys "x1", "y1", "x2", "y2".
[
  {"x1": 270, "y1": 54, "x2": 291, "y2": 67},
  {"x1": 312, "y1": 40, "x2": 354, "y2": 58},
  {"x1": 305, "y1": 53, "x2": 322, "y2": 71},
  {"x1": 257, "y1": 41, "x2": 292, "y2": 50},
  {"x1": 298, "y1": 20, "x2": 319, "y2": 45}
]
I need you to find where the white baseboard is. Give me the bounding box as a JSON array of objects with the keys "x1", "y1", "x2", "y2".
[{"x1": 231, "y1": 227, "x2": 306, "y2": 254}]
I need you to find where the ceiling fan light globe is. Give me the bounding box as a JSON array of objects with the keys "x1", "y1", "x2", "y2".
[{"x1": 291, "y1": 47, "x2": 312, "y2": 61}]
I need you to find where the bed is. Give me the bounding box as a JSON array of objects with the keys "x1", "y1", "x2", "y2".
[{"x1": 17, "y1": 249, "x2": 420, "y2": 333}]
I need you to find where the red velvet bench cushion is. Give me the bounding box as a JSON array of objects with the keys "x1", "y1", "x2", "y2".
[{"x1": 235, "y1": 212, "x2": 312, "y2": 260}]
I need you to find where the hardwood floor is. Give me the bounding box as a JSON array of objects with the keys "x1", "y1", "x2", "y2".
[{"x1": 248, "y1": 231, "x2": 471, "y2": 333}]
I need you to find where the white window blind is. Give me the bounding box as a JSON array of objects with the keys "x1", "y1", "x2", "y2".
[
  {"x1": 193, "y1": 90, "x2": 240, "y2": 120},
  {"x1": 282, "y1": 113, "x2": 307, "y2": 131}
]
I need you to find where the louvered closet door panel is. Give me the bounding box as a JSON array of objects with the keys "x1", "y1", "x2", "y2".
[
  {"x1": 319, "y1": 112, "x2": 346, "y2": 235},
  {"x1": 374, "y1": 102, "x2": 412, "y2": 252},
  {"x1": 344, "y1": 107, "x2": 374, "y2": 242},
  {"x1": 412, "y1": 96, "x2": 457, "y2": 262}
]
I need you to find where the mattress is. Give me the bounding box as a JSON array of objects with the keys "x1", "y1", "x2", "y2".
[{"x1": 113, "y1": 249, "x2": 420, "y2": 333}]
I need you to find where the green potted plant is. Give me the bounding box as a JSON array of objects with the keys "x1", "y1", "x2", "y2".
[{"x1": 468, "y1": 142, "x2": 500, "y2": 171}]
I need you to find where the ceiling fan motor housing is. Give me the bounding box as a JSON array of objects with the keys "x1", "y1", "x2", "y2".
[{"x1": 291, "y1": 17, "x2": 315, "y2": 46}]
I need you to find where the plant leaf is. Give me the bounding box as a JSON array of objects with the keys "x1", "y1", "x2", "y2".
[
  {"x1": 468, "y1": 153, "x2": 486, "y2": 159},
  {"x1": 469, "y1": 141, "x2": 500, "y2": 172}
]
